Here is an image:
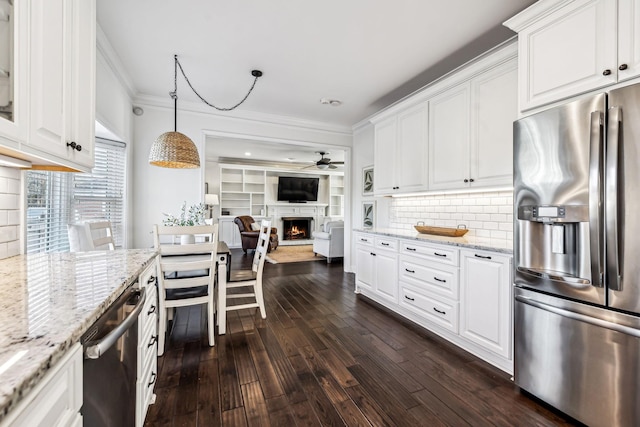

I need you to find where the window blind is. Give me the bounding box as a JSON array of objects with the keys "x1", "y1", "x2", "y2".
[{"x1": 26, "y1": 139, "x2": 127, "y2": 253}]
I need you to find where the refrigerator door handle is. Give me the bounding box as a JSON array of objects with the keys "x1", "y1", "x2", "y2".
[
  {"x1": 605, "y1": 106, "x2": 622, "y2": 291},
  {"x1": 516, "y1": 294, "x2": 640, "y2": 338},
  {"x1": 588, "y1": 111, "x2": 604, "y2": 287}
]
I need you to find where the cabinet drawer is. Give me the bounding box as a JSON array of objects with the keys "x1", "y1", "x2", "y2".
[
  {"x1": 136, "y1": 346, "x2": 158, "y2": 427},
  {"x1": 400, "y1": 241, "x2": 459, "y2": 266},
  {"x1": 375, "y1": 237, "x2": 398, "y2": 251},
  {"x1": 138, "y1": 318, "x2": 158, "y2": 374},
  {"x1": 399, "y1": 256, "x2": 459, "y2": 300},
  {"x1": 354, "y1": 233, "x2": 374, "y2": 246},
  {"x1": 139, "y1": 284, "x2": 157, "y2": 335},
  {"x1": 399, "y1": 283, "x2": 459, "y2": 333}
]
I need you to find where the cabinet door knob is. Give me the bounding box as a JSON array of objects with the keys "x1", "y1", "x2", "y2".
[
  {"x1": 603, "y1": 69, "x2": 612, "y2": 76},
  {"x1": 469, "y1": 178, "x2": 474, "y2": 183},
  {"x1": 463, "y1": 179, "x2": 469, "y2": 183},
  {"x1": 619, "y1": 64, "x2": 628, "y2": 71},
  {"x1": 66, "y1": 141, "x2": 82, "y2": 152}
]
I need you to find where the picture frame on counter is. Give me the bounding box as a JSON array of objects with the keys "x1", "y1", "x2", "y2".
[
  {"x1": 362, "y1": 201, "x2": 375, "y2": 228},
  {"x1": 362, "y1": 166, "x2": 374, "y2": 195}
]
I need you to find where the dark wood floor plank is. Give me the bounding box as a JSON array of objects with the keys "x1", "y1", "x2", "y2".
[
  {"x1": 289, "y1": 354, "x2": 348, "y2": 426},
  {"x1": 299, "y1": 345, "x2": 350, "y2": 405},
  {"x1": 241, "y1": 381, "x2": 270, "y2": 427},
  {"x1": 221, "y1": 407, "x2": 248, "y2": 427},
  {"x1": 196, "y1": 356, "x2": 221, "y2": 426},
  {"x1": 146, "y1": 249, "x2": 579, "y2": 427},
  {"x1": 217, "y1": 334, "x2": 244, "y2": 411},
  {"x1": 244, "y1": 330, "x2": 285, "y2": 399}
]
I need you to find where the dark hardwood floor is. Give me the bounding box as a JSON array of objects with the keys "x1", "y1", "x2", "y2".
[{"x1": 145, "y1": 249, "x2": 579, "y2": 426}]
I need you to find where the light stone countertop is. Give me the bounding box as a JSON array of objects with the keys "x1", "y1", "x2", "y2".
[
  {"x1": 353, "y1": 228, "x2": 513, "y2": 255},
  {"x1": 0, "y1": 249, "x2": 157, "y2": 421}
]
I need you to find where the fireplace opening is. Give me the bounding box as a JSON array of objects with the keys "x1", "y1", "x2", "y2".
[{"x1": 282, "y1": 217, "x2": 313, "y2": 241}]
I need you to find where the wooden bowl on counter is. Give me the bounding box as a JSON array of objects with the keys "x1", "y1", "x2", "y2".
[{"x1": 413, "y1": 224, "x2": 469, "y2": 237}]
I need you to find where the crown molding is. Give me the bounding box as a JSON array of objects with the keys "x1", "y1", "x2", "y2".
[
  {"x1": 134, "y1": 93, "x2": 354, "y2": 138},
  {"x1": 96, "y1": 24, "x2": 137, "y2": 99},
  {"x1": 503, "y1": 0, "x2": 573, "y2": 32}
]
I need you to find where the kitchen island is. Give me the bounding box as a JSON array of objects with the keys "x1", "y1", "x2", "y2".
[{"x1": 0, "y1": 249, "x2": 157, "y2": 423}]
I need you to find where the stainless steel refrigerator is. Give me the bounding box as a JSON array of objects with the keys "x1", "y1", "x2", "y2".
[{"x1": 514, "y1": 83, "x2": 640, "y2": 427}]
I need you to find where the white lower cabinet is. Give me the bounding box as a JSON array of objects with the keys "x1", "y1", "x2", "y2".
[
  {"x1": 354, "y1": 234, "x2": 399, "y2": 304},
  {"x1": 218, "y1": 217, "x2": 242, "y2": 248},
  {"x1": 460, "y1": 249, "x2": 512, "y2": 359},
  {"x1": 354, "y1": 231, "x2": 513, "y2": 373},
  {"x1": 136, "y1": 259, "x2": 159, "y2": 427},
  {"x1": 0, "y1": 344, "x2": 83, "y2": 427}
]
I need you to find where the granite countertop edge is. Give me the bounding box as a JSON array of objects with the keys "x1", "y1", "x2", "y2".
[
  {"x1": 353, "y1": 228, "x2": 513, "y2": 255},
  {"x1": 0, "y1": 249, "x2": 158, "y2": 422}
]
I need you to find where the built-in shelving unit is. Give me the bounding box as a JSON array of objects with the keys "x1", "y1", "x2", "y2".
[
  {"x1": 220, "y1": 168, "x2": 266, "y2": 217},
  {"x1": 329, "y1": 174, "x2": 344, "y2": 217}
]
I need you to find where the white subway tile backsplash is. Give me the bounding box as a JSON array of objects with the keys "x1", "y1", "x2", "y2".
[
  {"x1": 0, "y1": 166, "x2": 22, "y2": 260},
  {"x1": 389, "y1": 190, "x2": 514, "y2": 248}
]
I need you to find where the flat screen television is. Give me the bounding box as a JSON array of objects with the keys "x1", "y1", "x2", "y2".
[{"x1": 277, "y1": 176, "x2": 319, "y2": 202}]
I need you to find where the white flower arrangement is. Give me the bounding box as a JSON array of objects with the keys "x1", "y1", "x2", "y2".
[{"x1": 162, "y1": 201, "x2": 206, "y2": 226}]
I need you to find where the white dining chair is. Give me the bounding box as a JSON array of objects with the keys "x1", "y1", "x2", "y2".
[
  {"x1": 218, "y1": 220, "x2": 270, "y2": 334},
  {"x1": 68, "y1": 220, "x2": 116, "y2": 251},
  {"x1": 153, "y1": 224, "x2": 217, "y2": 356}
]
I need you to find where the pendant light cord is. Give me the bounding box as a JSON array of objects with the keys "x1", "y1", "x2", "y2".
[
  {"x1": 174, "y1": 55, "x2": 262, "y2": 112},
  {"x1": 173, "y1": 55, "x2": 178, "y2": 132}
]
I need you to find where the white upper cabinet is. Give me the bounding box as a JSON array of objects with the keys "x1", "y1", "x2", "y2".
[
  {"x1": 27, "y1": 0, "x2": 95, "y2": 171},
  {"x1": 0, "y1": 0, "x2": 28, "y2": 148},
  {"x1": 470, "y1": 60, "x2": 518, "y2": 188},
  {"x1": 428, "y1": 83, "x2": 470, "y2": 190},
  {"x1": 505, "y1": 0, "x2": 640, "y2": 111},
  {"x1": 373, "y1": 103, "x2": 428, "y2": 195},
  {"x1": 371, "y1": 41, "x2": 516, "y2": 194},
  {"x1": 429, "y1": 56, "x2": 517, "y2": 191}
]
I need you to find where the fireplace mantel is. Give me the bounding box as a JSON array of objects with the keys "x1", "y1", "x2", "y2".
[{"x1": 267, "y1": 204, "x2": 328, "y2": 245}]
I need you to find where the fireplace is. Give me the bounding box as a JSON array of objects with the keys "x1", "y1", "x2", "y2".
[{"x1": 282, "y1": 217, "x2": 313, "y2": 241}]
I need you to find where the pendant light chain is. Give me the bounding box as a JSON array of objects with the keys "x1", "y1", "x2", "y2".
[{"x1": 174, "y1": 55, "x2": 262, "y2": 112}]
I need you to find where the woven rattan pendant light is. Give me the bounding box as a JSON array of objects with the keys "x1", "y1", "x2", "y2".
[
  {"x1": 149, "y1": 56, "x2": 200, "y2": 168},
  {"x1": 149, "y1": 55, "x2": 263, "y2": 169}
]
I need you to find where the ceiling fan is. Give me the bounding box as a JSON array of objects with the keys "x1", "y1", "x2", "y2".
[{"x1": 306, "y1": 151, "x2": 344, "y2": 170}]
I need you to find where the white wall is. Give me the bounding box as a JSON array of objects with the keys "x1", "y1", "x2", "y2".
[{"x1": 131, "y1": 103, "x2": 352, "y2": 248}]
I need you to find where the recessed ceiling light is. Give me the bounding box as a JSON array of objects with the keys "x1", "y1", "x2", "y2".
[
  {"x1": 320, "y1": 98, "x2": 342, "y2": 107},
  {"x1": 244, "y1": 152, "x2": 251, "y2": 156},
  {"x1": 286, "y1": 157, "x2": 295, "y2": 161}
]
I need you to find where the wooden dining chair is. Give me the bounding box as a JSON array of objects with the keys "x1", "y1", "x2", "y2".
[
  {"x1": 218, "y1": 220, "x2": 271, "y2": 334},
  {"x1": 153, "y1": 224, "x2": 217, "y2": 356},
  {"x1": 68, "y1": 220, "x2": 116, "y2": 251}
]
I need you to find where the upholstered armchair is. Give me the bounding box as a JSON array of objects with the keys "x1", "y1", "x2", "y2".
[
  {"x1": 234, "y1": 216, "x2": 279, "y2": 253},
  {"x1": 312, "y1": 220, "x2": 344, "y2": 263}
]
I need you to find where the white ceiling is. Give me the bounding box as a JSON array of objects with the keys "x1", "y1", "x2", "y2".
[{"x1": 97, "y1": 0, "x2": 535, "y2": 161}]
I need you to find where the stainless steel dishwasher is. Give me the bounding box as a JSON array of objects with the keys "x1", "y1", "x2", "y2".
[{"x1": 81, "y1": 285, "x2": 146, "y2": 427}]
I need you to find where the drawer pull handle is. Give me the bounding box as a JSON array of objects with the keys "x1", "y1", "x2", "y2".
[
  {"x1": 406, "y1": 247, "x2": 417, "y2": 252},
  {"x1": 381, "y1": 242, "x2": 390, "y2": 246},
  {"x1": 148, "y1": 372, "x2": 157, "y2": 388},
  {"x1": 360, "y1": 238, "x2": 368, "y2": 242},
  {"x1": 148, "y1": 305, "x2": 156, "y2": 315},
  {"x1": 433, "y1": 307, "x2": 446, "y2": 315},
  {"x1": 474, "y1": 254, "x2": 492, "y2": 260},
  {"x1": 405, "y1": 268, "x2": 415, "y2": 274},
  {"x1": 434, "y1": 252, "x2": 447, "y2": 257},
  {"x1": 148, "y1": 335, "x2": 158, "y2": 348},
  {"x1": 434, "y1": 277, "x2": 446, "y2": 283},
  {"x1": 404, "y1": 295, "x2": 415, "y2": 302},
  {"x1": 147, "y1": 275, "x2": 156, "y2": 284},
  {"x1": 370, "y1": 253, "x2": 376, "y2": 257}
]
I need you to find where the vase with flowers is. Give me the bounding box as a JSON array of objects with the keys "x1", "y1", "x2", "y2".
[{"x1": 162, "y1": 201, "x2": 206, "y2": 244}]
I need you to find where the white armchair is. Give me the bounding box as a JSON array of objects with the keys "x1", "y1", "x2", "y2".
[{"x1": 312, "y1": 221, "x2": 344, "y2": 263}]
